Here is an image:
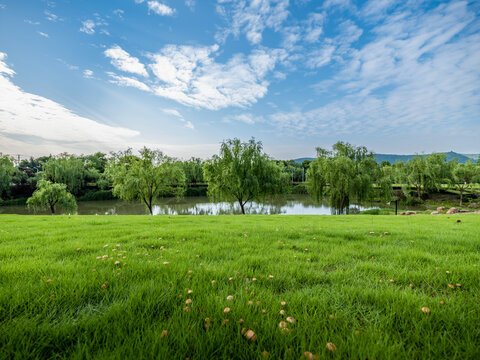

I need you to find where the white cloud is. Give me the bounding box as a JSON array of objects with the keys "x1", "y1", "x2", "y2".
[
  {"x1": 162, "y1": 108, "x2": 183, "y2": 118},
  {"x1": 184, "y1": 121, "x2": 194, "y2": 129},
  {"x1": 83, "y1": 69, "x2": 94, "y2": 78},
  {"x1": 113, "y1": 9, "x2": 124, "y2": 17},
  {"x1": 185, "y1": 0, "x2": 195, "y2": 10},
  {"x1": 44, "y1": 10, "x2": 58, "y2": 22},
  {"x1": 146, "y1": 44, "x2": 285, "y2": 110},
  {"x1": 224, "y1": 113, "x2": 263, "y2": 124},
  {"x1": 106, "y1": 72, "x2": 151, "y2": 92},
  {"x1": 162, "y1": 108, "x2": 195, "y2": 130},
  {"x1": 269, "y1": 2, "x2": 480, "y2": 139},
  {"x1": 24, "y1": 19, "x2": 40, "y2": 25},
  {"x1": 304, "y1": 12, "x2": 324, "y2": 43},
  {"x1": 104, "y1": 46, "x2": 149, "y2": 77},
  {"x1": 216, "y1": 0, "x2": 290, "y2": 44},
  {"x1": 146, "y1": 1, "x2": 175, "y2": 16},
  {"x1": 37, "y1": 31, "x2": 49, "y2": 38},
  {"x1": 306, "y1": 45, "x2": 335, "y2": 68},
  {"x1": 0, "y1": 53, "x2": 142, "y2": 155},
  {"x1": 80, "y1": 19, "x2": 95, "y2": 34}
]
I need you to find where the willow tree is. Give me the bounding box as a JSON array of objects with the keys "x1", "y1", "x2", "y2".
[
  {"x1": 27, "y1": 180, "x2": 77, "y2": 215},
  {"x1": 203, "y1": 138, "x2": 289, "y2": 214},
  {"x1": 0, "y1": 154, "x2": 15, "y2": 201},
  {"x1": 42, "y1": 154, "x2": 86, "y2": 196},
  {"x1": 451, "y1": 161, "x2": 479, "y2": 205},
  {"x1": 306, "y1": 142, "x2": 380, "y2": 213},
  {"x1": 105, "y1": 148, "x2": 186, "y2": 215}
]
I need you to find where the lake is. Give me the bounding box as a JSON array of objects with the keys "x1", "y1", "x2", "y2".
[{"x1": 0, "y1": 195, "x2": 399, "y2": 215}]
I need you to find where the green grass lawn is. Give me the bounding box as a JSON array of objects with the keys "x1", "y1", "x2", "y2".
[{"x1": 1, "y1": 215, "x2": 479, "y2": 359}]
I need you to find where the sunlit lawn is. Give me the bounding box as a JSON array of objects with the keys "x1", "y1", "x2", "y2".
[{"x1": 0, "y1": 214, "x2": 479, "y2": 359}]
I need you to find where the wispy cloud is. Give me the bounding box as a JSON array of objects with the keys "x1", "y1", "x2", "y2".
[
  {"x1": 162, "y1": 108, "x2": 194, "y2": 129},
  {"x1": 83, "y1": 69, "x2": 94, "y2": 78},
  {"x1": 24, "y1": 19, "x2": 40, "y2": 25},
  {"x1": 147, "y1": 1, "x2": 175, "y2": 16},
  {"x1": 104, "y1": 45, "x2": 149, "y2": 77},
  {"x1": 44, "y1": 10, "x2": 59, "y2": 22},
  {"x1": 113, "y1": 9, "x2": 124, "y2": 18},
  {"x1": 80, "y1": 19, "x2": 96, "y2": 34},
  {"x1": 135, "y1": 0, "x2": 175, "y2": 16},
  {"x1": 106, "y1": 72, "x2": 151, "y2": 92},
  {"x1": 268, "y1": 2, "x2": 480, "y2": 140},
  {"x1": 37, "y1": 31, "x2": 49, "y2": 38},
  {"x1": 216, "y1": 0, "x2": 289, "y2": 44},
  {"x1": 185, "y1": 0, "x2": 195, "y2": 11}
]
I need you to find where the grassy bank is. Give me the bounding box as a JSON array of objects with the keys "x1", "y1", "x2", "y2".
[{"x1": 0, "y1": 215, "x2": 479, "y2": 359}]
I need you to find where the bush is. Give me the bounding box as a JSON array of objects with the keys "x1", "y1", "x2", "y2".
[
  {"x1": 292, "y1": 183, "x2": 308, "y2": 194},
  {"x1": 361, "y1": 208, "x2": 381, "y2": 215}
]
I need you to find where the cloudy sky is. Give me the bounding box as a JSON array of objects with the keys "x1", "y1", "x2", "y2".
[{"x1": 0, "y1": 0, "x2": 479, "y2": 159}]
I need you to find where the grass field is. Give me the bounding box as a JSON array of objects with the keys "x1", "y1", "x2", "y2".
[{"x1": 1, "y1": 215, "x2": 479, "y2": 359}]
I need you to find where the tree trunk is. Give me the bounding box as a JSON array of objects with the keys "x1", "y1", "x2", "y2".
[
  {"x1": 239, "y1": 201, "x2": 245, "y2": 215},
  {"x1": 459, "y1": 188, "x2": 463, "y2": 206},
  {"x1": 50, "y1": 204, "x2": 55, "y2": 215},
  {"x1": 147, "y1": 202, "x2": 153, "y2": 215}
]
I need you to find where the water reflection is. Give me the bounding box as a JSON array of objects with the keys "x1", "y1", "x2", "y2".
[{"x1": 0, "y1": 195, "x2": 380, "y2": 215}]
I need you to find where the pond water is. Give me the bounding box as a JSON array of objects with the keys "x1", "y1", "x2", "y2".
[{"x1": 0, "y1": 195, "x2": 403, "y2": 215}]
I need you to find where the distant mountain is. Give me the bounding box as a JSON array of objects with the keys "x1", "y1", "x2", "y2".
[
  {"x1": 293, "y1": 152, "x2": 477, "y2": 164},
  {"x1": 374, "y1": 151, "x2": 474, "y2": 164},
  {"x1": 292, "y1": 157, "x2": 314, "y2": 163}
]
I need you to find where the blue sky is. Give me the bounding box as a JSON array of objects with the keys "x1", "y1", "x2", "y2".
[{"x1": 0, "y1": 0, "x2": 479, "y2": 159}]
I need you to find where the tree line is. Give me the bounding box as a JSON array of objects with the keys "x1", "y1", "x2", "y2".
[{"x1": 0, "y1": 139, "x2": 479, "y2": 215}]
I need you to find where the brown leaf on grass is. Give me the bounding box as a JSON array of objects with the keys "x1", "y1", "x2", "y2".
[
  {"x1": 204, "y1": 317, "x2": 211, "y2": 329},
  {"x1": 160, "y1": 330, "x2": 168, "y2": 338},
  {"x1": 448, "y1": 284, "x2": 455, "y2": 289},
  {"x1": 224, "y1": 307, "x2": 231, "y2": 313},
  {"x1": 326, "y1": 342, "x2": 337, "y2": 353},
  {"x1": 244, "y1": 329, "x2": 256, "y2": 341},
  {"x1": 421, "y1": 307, "x2": 430, "y2": 314},
  {"x1": 185, "y1": 299, "x2": 192, "y2": 305},
  {"x1": 286, "y1": 317, "x2": 296, "y2": 324},
  {"x1": 303, "y1": 351, "x2": 319, "y2": 359}
]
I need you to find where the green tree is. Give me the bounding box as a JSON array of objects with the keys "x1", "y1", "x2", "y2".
[
  {"x1": 182, "y1": 157, "x2": 204, "y2": 184},
  {"x1": 106, "y1": 148, "x2": 186, "y2": 215},
  {"x1": 43, "y1": 154, "x2": 86, "y2": 196},
  {"x1": 0, "y1": 154, "x2": 15, "y2": 201},
  {"x1": 27, "y1": 179, "x2": 77, "y2": 214},
  {"x1": 306, "y1": 142, "x2": 381, "y2": 213},
  {"x1": 399, "y1": 154, "x2": 453, "y2": 199},
  {"x1": 451, "y1": 161, "x2": 479, "y2": 206},
  {"x1": 203, "y1": 138, "x2": 289, "y2": 214}
]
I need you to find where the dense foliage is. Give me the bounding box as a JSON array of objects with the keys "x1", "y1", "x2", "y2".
[{"x1": 0, "y1": 140, "x2": 479, "y2": 213}]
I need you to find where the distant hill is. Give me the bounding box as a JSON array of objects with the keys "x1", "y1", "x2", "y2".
[
  {"x1": 293, "y1": 151, "x2": 477, "y2": 164},
  {"x1": 374, "y1": 151, "x2": 474, "y2": 164},
  {"x1": 292, "y1": 157, "x2": 314, "y2": 163}
]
